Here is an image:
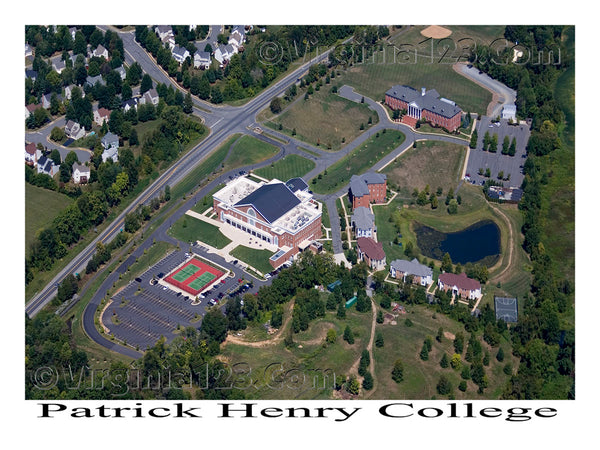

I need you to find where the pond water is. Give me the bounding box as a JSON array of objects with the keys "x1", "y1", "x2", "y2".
[{"x1": 414, "y1": 220, "x2": 500, "y2": 265}]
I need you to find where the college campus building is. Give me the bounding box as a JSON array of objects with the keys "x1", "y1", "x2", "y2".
[
  {"x1": 357, "y1": 237, "x2": 386, "y2": 271},
  {"x1": 349, "y1": 172, "x2": 387, "y2": 209},
  {"x1": 385, "y1": 85, "x2": 462, "y2": 132},
  {"x1": 437, "y1": 272, "x2": 481, "y2": 300},
  {"x1": 389, "y1": 258, "x2": 433, "y2": 286},
  {"x1": 213, "y1": 177, "x2": 322, "y2": 268}
]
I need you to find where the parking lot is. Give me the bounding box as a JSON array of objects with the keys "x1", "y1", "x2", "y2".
[
  {"x1": 465, "y1": 117, "x2": 530, "y2": 188},
  {"x1": 102, "y1": 248, "x2": 262, "y2": 350}
]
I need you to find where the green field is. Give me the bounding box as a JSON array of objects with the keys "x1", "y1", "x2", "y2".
[
  {"x1": 266, "y1": 88, "x2": 378, "y2": 150},
  {"x1": 254, "y1": 154, "x2": 315, "y2": 181},
  {"x1": 25, "y1": 184, "x2": 73, "y2": 257},
  {"x1": 172, "y1": 264, "x2": 201, "y2": 282},
  {"x1": 222, "y1": 135, "x2": 280, "y2": 171},
  {"x1": 382, "y1": 140, "x2": 467, "y2": 197},
  {"x1": 311, "y1": 129, "x2": 405, "y2": 194},
  {"x1": 188, "y1": 272, "x2": 216, "y2": 290},
  {"x1": 230, "y1": 245, "x2": 275, "y2": 275},
  {"x1": 168, "y1": 215, "x2": 231, "y2": 249}
]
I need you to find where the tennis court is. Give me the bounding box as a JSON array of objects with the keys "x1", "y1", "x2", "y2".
[{"x1": 164, "y1": 257, "x2": 225, "y2": 296}]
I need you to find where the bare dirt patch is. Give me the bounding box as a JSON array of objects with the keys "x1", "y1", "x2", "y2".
[
  {"x1": 421, "y1": 25, "x2": 452, "y2": 39},
  {"x1": 444, "y1": 331, "x2": 456, "y2": 341}
]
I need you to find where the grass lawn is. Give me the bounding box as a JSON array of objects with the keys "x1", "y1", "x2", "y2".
[
  {"x1": 171, "y1": 134, "x2": 240, "y2": 199},
  {"x1": 331, "y1": 44, "x2": 492, "y2": 115},
  {"x1": 222, "y1": 135, "x2": 279, "y2": 172},
  {"x1": 168, "y1": 215, "x2": 231, "y2": 249},
  {"x1": 230, "y1": 245, "x2": 275, "y2": 275},
  {"x1": 370, "y1": 303, "x2": 518, "y2": 399},
  {"x1": 382, "y1": 140, "x2": 467, "y2": 198},
  {"x1": 254, "y1": 154, "x2": 315, "y2": 181},
  {"x1": 25, "y1": 184, "x2": 73, "y2": 257},
  {"x1": 311, "y1": 129, "x2": 405, "y2": 194},
  {"x1": 266, "y1": 88, "x2": 378, "y2": 150}
]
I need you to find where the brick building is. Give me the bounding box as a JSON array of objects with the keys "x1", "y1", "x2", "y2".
[
  {"x1": 437, "y1": 272, "x2": 481, "y2": 300},
  {"x1": 357, "y1": 237, "x2": 386, "y2": 271},
  {"x1": 385, "y1": 85, "x2": 462, "y2": 132},
  {"x1": 349, "y1": 172, "x2": 387, "y2": 209},
  {"x1": 213, "y1": 177, "x2": 322, "y2": 267}
]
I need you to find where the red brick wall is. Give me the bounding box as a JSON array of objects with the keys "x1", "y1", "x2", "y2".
[
  {"x1": 385, "y1": 94, "x2": 408, "y2": 111},
  {"x1": 352, "y1": 195, "x2": 370, "y2": 209},
  {"x1": 367, "y1": 181, "x2": 387, "y2": 203}
]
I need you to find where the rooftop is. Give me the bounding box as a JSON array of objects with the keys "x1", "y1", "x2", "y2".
[
  {"x1": 390, "y1": 258, "x2": 432, "y2": 278},
  {"x1": 386, "y1": 85, "x2": 462, "y2": 119},
  {"x1": 235, "y1": 182, "x2": 301, "y2": 224},
  {"x1": 351, "y1": 206, "x2": 375, "y2": 230},
  {"x1": 357, "y1": 237, "x2": 386, "y2": 261},
  {"x1": 286, "y1": 177, "x2": 309, "y2": 193},
  {"x1": 439, "y1": 272, "x2": 481, "y2": 291}
]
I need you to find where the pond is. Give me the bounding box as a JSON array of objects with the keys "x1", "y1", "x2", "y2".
[{"x1": 414, "y1": 220, "x2": 500, "y2": 266}]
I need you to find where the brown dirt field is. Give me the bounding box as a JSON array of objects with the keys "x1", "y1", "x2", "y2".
[
  {"x1": 421, "y1": 25, "x2": 452, "y2": 39},
  {"x1": 443, "y1": 331, "x2": 455, "y2": 341}
]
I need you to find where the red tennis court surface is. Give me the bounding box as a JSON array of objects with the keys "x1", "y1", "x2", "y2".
[{"x1": 164, "y1": 258, "x2": 224, "y2": 296}]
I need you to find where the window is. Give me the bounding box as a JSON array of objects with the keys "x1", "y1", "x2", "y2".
[{"x1": 247, "y1": 207, "x2": 256, "y2": 227}]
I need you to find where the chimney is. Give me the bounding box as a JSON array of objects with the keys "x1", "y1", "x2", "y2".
[{"x1": 421, "y1": 87, "x2": 426, "y2": 96}]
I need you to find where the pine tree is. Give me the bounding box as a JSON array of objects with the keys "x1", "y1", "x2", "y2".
[
  {"x1": 469, "y1": 129, "x2": 478, "y2": 149},
  {"x1": 362, "y1": 371, "x2": 374, "y2": 390},
  {"x1": 336, "y1": 301, "x2": 346, "y2": 319},
  {"x1": 375, "y1": 331, "x2": 384, "y2": 348},
  {"x1": 496, "y1": 347, "x2": 505, "y2": 362},
  {"x1": 391, "y1": 359, "x2": 404, "y2": 383},
  {"x1": 419, "y1": 342, "x2": 429, "y2": 361},
  {"x1": 343, "y1": 325, "x2": 354, "y2": 344},
  {"x1": 440, "y1": 353, "x2": 449, "y2": 368}
]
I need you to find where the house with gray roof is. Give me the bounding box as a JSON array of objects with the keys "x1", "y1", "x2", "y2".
[
  {"x1": 193, "y1": 51, "x2": 211, "y2": 69},
  {"x1": 390, "y1": 258, "x2": 433, "y2": 286},
  {"x1": 101, "y1": 132, "x2": 119, "y2": 162},
  {"x1": 41, "y1": 92, "x2": 63, "y2": 109},
  {"x1": 52, "y1": 59, "x2": 66, "y2": 74},
  {"x1": 115, "y1": 65, "x2": 127, "y2": 80},
  {"x1": 122, "y1": 98, "x2": 138, "y2": 112},
  {"x1": 172, "y1": 45, "x2": 190, "y2": 64},
  {"x1": 25, "y1": 43, "x2": 33, "y2": 58},
  {"x1": 25, "y1": 69, "x2": 37, "y2": 81},
  {"x1": 85, "y1": 74, "x2": 105, "y2": 88},
  {"x1": 65, "y1": 120, "x2": 85, "y2": 140},
  {"x1": 92, "y1": 44, "x2": 108, "y2": 59},
  {"x1": 351, "y1": 206, "x2": 376, "y2": 238},
  {"x1": 214, "y1": 44, "x2": 236, "y2": 66}
]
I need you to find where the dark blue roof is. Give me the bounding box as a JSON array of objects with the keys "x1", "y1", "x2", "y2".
[
  {"x1": 286, "y1": 177, "x2": 308, "y2": 192},
  {"x1": 235, "y1": 183, "x2": 300, "y2": 223}
]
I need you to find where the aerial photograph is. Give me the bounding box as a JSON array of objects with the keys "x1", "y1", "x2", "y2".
[{"x1": 24, "y1": 23, "x2": 575, "y2": 404}]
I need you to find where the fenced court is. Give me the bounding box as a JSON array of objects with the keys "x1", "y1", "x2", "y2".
[{"x1": 164, "y1": 257, "x2": 225, "y2": 296}]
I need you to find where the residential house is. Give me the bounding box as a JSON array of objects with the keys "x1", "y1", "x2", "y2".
[
  {"x1": 25, "y1": 43, "x2": 33, "y2": 58},
  {"x1": 70, "y1": 53, "x2": 86, "y2": 67},
  {"x1": 229, "y1": 26, "x2": 246, "y2": 50},
  {"x1": 65, "y1": 120, "x2": 86, "y2": 140},
  {"x1": 41, "y1": 93, "x2": 62, "y2": 109},
  {"x1": 214, "y1": 44, "x2": 236, "y2": 66},
  {"x1": 349, "y1": 172, "x2": 387, "y2": 209},
  {"x1": 25, "y1": 143, "x2": 40, "y2": 166},
  {"x1": 68, "y1": 27, "x2": 77, "y2": 40},
  {"x1": 94, "y1": 107, "x2": 111, "y2": 126},
  {"x1": 122, "y1": 98, "x2": 138, "y2": 112},
  {"x1": 85, "y1": 74, "x2": 105, "y2": 88},
  {"x1": 140, "y1": 88, "x2": 159, "y2": 106},
  {"x1": 92, "y1": 44, "x2": 109, "y2": 59},
  {"x1": 64, "y1": 85, "x2": 85, "y2": 100},
  {"x1": 172, "y1": 45, "x2": 190, "y2": 64},
  {"x1": 356, "y1": 237, "x2": 386, "y2": 271},
  {"x1": 25, "y1": 103, "x2": 42, "y2": 119},
  {"x1": 72, "y1": 163, "x2": 90, "y2": 184},
  {"x1": 101, "y1": 132, "x2": 119, "y2": 162},
  {"x1": 25, "y1": 69, "x2": 38, "y2": 81},
  {"x1": 36, "y1": 155, "x2": 59, "y2": 177},
  {"x1": 52, "y1": 59, "x2": 66, "y2": 74},
  {"x1": 193, "y1": 51, "x2": 211, "y2": 70},
  {"x1": 351, "y1": 206, "x2": 376, "y2": 238},
  {"x1": 389, "y1": 258, "x2": 433, "y2": 286},
  {"x1": 437, "y1": 272, "x2": 481, "y2": 300},
  {"x1": 154, "y1": 25, "x2": 173, "y2": 41},
  {"x1": 161, "y1": 33, "x2": 176, "y2": 50},
  {"x1": 115, "y1": 65, "x2": 127, "y2": 80}
]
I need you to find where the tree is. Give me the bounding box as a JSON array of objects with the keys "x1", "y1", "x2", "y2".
[
  {"x1": 183, "y1": 91, "x2": 193, "y2": 114},
  {"x1": 129, "y1": 128, "x2": 139, "y2": 146},
  {"x1": 50, "y1": 149, "x2": 62, "y2": 165},
  {"x1": 441, "y1": 252, "x2": 453, "y2": 273},
  {"x1": 450, "y1": 353, "x2": 462, "y2": 370},
  {"x1": 346, "y1": 375, "x2": 360, "y2": 395},
  {"x1": 326, "y1": 328, "x2": 337, "y2": 344},
  {"x1": 454, "y1": 332, "x2": 464, "y2": 353},
  {"x1": 343, "y1": 325, "x2": 354, "y2": 344},
  {"x1": 270, "y1": 97, "x2": 282, "y2": 114},
  {"x1": 448, "y1": 198, "x2": 458, "y2": 215},
  {"x1": 211, "y1": 86, "x2": 223, "y2": 104},
  {"x1": 419, "y1": 342, "x2": 429, "y2": 361},
  {"x1": 490, "y1": 133, "x2": 498, "y2": 152},
  {"x1": 200, "y1": 309, "x2": 228, "y2": 343},
  {"x1": 140, "y1": 73, "x2": 153, "y2": 94},
  {"x1": 459, "y1": 380, "x2": 467, "y2": 392},
  {"x1": 436, "y1": 375, "x2": 452, "y2": 395},
  {"x1": 436, "y1": 327, "x2": 444, "y2": 343},
  {"x1": 336, "y1": 301, "x2": 346, "y2": 319},
  {"x1": 375, "y1": 331, "x2": 384, "y2": 348},
  {"x1": 391, "y1": 359, "x2": 404, "y2": 383},
  {"x1": 509, "y1": 137, "x2": 517, "y2": 156},
  {"x1": 440, "y1": 353, "x2": 449, "y2": 368},
  {"x1": 376, "y1": 310, "x2": 384, "y2": 324},
  {"x1": 461, "y1": 364, "x2": 471, "y2": 380},
  {"x1": 362, "y1": 371, "x2": 373, "y2": 390},
  {"x1": 496, "y1": 347, "x2": 505, "y2": 362},
  {"x1": 502, "y1": 135, "x2": 510, "y2": 154}
]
